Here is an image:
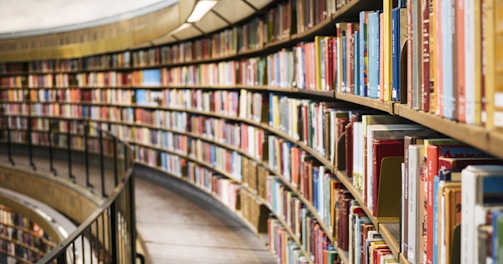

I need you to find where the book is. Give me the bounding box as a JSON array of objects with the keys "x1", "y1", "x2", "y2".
[
  {"x1": 372, "y1": 138, "x2": 404, "y2": 216},
  {"x1": 461, "y1": 165, "x2": 503, "y2": 264}
]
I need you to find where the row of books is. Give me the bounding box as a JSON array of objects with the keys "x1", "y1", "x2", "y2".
[
  {"x1": 330, "y1": 1, "x2": 503, "y2": 130},
  {"x1": 401, "y1": 138, "x2": 503, "y2": 264},
  {"x1": 0, "y1": 206, "x2": 55, "y2": 262},
  {"x1": 188, "y1": 139, "x2": 242, "y2": 180},
  {"x1": 3, "y1": 36, "x2": 337, "y2": 90},
  {"x1": 0, "y1": 0, "x2": 357, "y2": 74}
]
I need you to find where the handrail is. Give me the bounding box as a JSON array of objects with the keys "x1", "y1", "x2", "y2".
[{"x1": 0, "y1": 114, "x2": 137, "y2": 264}]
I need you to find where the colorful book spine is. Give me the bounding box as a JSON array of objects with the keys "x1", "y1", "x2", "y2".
[
  {"x1": 368, "y1": 12, "x2": 380, "y2": 99},
  {"x1": 359, "y1": 11, "x2": 370, "y2": 97}
]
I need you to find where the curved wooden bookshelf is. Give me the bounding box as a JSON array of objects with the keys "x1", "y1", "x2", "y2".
[{"x1": 4, "y1": 0, "x2": 498, "y2": 263}]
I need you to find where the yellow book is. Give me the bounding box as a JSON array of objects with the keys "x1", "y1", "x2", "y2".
[
  {"x1": 485, "y1": 0, "x2": 503, "y2": 131},
  {"x1": 484, "y1": 0, "x2": 495, "y2": 128},
  {"x1": 429, "y1": 0, "x2": 437, "y2": 113},
  {"x1": 314, "y1": 36, "x2": 324, "y2": 90},
  {"x1": 383, "y1": 0, "x2": 393, "y2": 101}
]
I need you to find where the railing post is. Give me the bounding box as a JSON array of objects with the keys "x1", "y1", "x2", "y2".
[
  {"x1": 67, "y1": 122, "x2": 75, "y2": 182},
  {"x1": 84, "y1": 122, "x2": 92, "y2": 188},
  {"x1": 129, "y1": 176, "x2": 137, "y2": 263},
  {"x1": 113, "y1": 136, "x2": 118, "y2": 186},
  {"x1": 56, "y1": 251, "x2": 67, "y2": 264},
  {"x1": 28, "y1": 115, "x2": 36, "y2": 171},
  {"x1": 110, "y1": 201, "x2": 118, "y2": 264},
  {"x1": 5, "y1": 116, "x2": 14, "y2": 166},
  {"x1": 99, "y1": 129, "x2": 106, "y2": 197},
  {"x1": 124, "y1": 143, "x2": 128, "y2": 172},
  {"x1": 49, "y1": 119, "x2": 57, "y2": 175}
]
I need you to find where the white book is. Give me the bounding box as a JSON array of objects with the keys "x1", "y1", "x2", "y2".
[{"x1": 461, "y1": 165, "x2": 503, "y2": 264}]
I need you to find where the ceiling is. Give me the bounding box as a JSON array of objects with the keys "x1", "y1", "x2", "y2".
[
  {"x1": 0, "y1": 0, "x2": 178, "y2": 37},
  {"x1": 0, "y1": 0, "x2": 274, "y2": 62}
]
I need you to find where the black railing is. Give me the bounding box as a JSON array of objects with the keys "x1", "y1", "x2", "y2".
[{"x1": 0, "y1": 115, "x2": 138, "y2": 264}]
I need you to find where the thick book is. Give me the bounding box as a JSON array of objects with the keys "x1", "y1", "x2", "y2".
[
  {"x1": 425, "y1": 140, "x2": 491, "y2": 263},
  {"x1": 372, "y1": 138, "x2": 404, "y2": 216},
  {"x1": 365, "y1": 123, "x2": 421, "y2": 208},
  {"x1": 461, "y1": 165, "x2": 503, "y2": 264}
]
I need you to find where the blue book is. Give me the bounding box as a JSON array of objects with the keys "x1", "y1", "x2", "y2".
[
  {"x1": 433, "y1": 175, "x2": 440, "y2": 263},
  {"x1": 313, "y1": 167, "x2": 319, "y2": 209},
  {"x1": 442, "y1": 0, "x2": 453, "y2": 119},
  {"x1": 368, "y1": 12, "x2": 380, "y2": 99},
  {"x1": 142, "y1": 69, "x2": 161, "y2": 86},
  {"x1": 354, "y1": 31, "x2": 360, "y2": 95},
  {"x1": 135, "y1": 89, "x2": 147, "y2": 105},
  {"x1": 359, "y1": 11, "x2": 369, "y2": 97}
]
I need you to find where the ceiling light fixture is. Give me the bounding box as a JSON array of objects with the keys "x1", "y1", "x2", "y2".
[{"x1": 187, "y1": 0, "x2": 218, "y2": 23}]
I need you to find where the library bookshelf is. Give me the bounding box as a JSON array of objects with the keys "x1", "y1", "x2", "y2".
[{"x1": 1, "y1": 0, "x2": 502, "y2": 263}]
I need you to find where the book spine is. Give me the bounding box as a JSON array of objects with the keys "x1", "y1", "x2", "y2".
[
  {"x1": 383, "y1": 0, "x2": 393, "y2": 101},
  {"x1": 422, "y1": 0, "x2": 431, "y2": 111},
  {"x1": 360, "y1": 12, "x2": 369, "y2": 97},
  {"x1": 492, "y1": 1, "x2": 503, "y2": 131},
  {"x1": 368, "y1": 12, "x2": 380, "y2": 99},
  {"x1": 354, "y1": 31, "x2": 360, "y2": 95},
  {"x1": 392, "y1": 8, "x2": 400, "y2": 102},
  {"x1": 465, "y1": 0, "x2": 482, "y2": 125},
  {"x1": 442, "y1": 0, "x2": 454, "y2": 120},
  {"x1": 407, "y1": 0, "x2": 414, "y2": 107},
  {"x1": 457, "y1": 0, "x2": 466, "y2": 122}
]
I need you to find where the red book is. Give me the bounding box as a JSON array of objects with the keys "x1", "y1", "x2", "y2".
[
  {"x1": 375, "y1": 248, "x2": 392, "y2": 264},
  {"x1": 424, "y1": 142, "x2": 490, "y2": 263},
  {"x1": 372, "y1": 138, "x2": 404, "y2": 216},
  {"x1": 345, "y1": 120, "x2": 354, "y2": 176}
]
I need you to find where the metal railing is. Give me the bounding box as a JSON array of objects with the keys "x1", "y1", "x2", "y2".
[{"x1": 0, "y1": 115, "x2": 139, "y2": 264}]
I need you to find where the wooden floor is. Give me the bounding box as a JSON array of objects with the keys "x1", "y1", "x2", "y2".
[
  {"x1": 0, "y1": 151, "x2": 277, "y2": 264},
  {"x1": 135, "y1": 174, "x2": 275, "y2": 264}
]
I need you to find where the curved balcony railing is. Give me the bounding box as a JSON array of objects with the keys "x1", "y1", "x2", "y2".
[{"x1": 0, "y1": 114, "x2": 139, "y2": 264}]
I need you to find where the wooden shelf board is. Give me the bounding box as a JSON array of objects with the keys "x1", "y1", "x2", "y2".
[
  {"x1": 264, "y1": 36, "x2": 293, "y2": 50},
  {"x1": 335, "y1": 92, "x2": 394, "y2": 114},
  {"x1": 334, "y1": 170, "x2": 378, "y2": 227},
  {"x1": 290, "y1": 17, "x2": 334, "y2": 41},
  {"x1": 332, "y1": 0, "x2": 383, "y2": 22},
  {"x1": 294, "y1": 88, "x2": 335, "y2": 99},
  {"x1": 297, "y1": 141, "x2": 332, "y2": 169},
  {"x1": 395, "y1": 104, "x2": 492, "y2": 156},
  {"x1": 237, "y1": 46, "x2": 266, "y2": 57},
  {"x1": 488, "y1": 131, "x2": 503, "y2": 159},
  {"x1": 378, "y1": 222, "x2": 401, "y2": 260}
]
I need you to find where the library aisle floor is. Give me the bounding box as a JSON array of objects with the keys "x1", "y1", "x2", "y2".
[
  {"x1": 135, "y1": 174, "x2": 276, "y2": 264},
  {"x1": 0, "y1": 152, "x2": 276, "y2": 264}
]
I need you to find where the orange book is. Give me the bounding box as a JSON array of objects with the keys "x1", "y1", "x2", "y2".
[{"x1": 456, "y1": 1, "x2": 466, "y2": 122}]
